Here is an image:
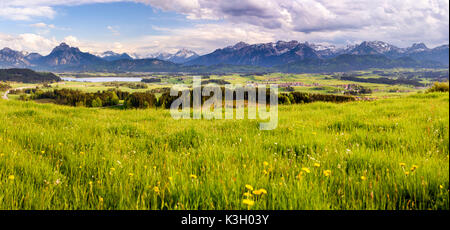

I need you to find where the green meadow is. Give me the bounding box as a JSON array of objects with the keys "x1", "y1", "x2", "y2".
[{"x1": 0, "y1": 91, "x2": 448, "y2": 210}]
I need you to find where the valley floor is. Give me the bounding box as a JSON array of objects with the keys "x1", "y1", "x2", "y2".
[{"x1": 0, "y1": 92, "x2": 448, "y2": 210}]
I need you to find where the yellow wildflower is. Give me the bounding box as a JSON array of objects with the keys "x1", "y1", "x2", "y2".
[
  {"x1": 301, "y1": 167, "x2": 311, "y2": 173},
  {"x1": 252, "y1": 190, "x2": 262, "y2": 195},
  {"x1": 405, "y1": 171, "x2": 410, "y2": 176},
  {"x1": 244, "y1": 192, "x2": 253, "y2": 197},
  {"x1": 242, "y1": 199, "x2": 254, "y2": 206},
  {"x1": 190, "y1": 174, "x2": 197, "y2": 179},
  {"x1": 128, "y1": 173, "x2": 134, "y2": 177},
  {"x1": 439, "y1": 185, "x2": 444, "y2": 189},
  {"x1": 411, "y1": 165, "x2": 418, "y2": 172},
  {"x1": 245, "y1": 184, "x2": 254, "y2": 191},
  {"x1": 253, "y1": 188, "x2": 267, "y2": 195},
  {"x1": 360, "y1": 176, "x2": 367, "y2": 181},
  {"x1": 168, "y1": 177, "x2": 173, "y2": 181},
  {"x1": 153, "y1": 186, "x2": 160, "y2": 193},
  {"x1": 323, "y1": 170, "x2": 331, "y2": 177},
  {"x1": 399, "y1": 163, "x2": 406, "y2": 167},
  {"x1": 8, "y1": 175, "x2": 14, "y2": 180},
  {"x1": 263, "y1": 161, "x2": 269, "y2": 166},
  {"x1": 314, "y1": 163, "x2": 321, "y2": 168},
  {"x1": 99, "y1": 197, "x2": 104, "y2": 203}
]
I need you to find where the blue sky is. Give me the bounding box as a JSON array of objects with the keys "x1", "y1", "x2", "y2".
[{"x1": 0, "y1": 0, "x2": 448, "y2": 56}]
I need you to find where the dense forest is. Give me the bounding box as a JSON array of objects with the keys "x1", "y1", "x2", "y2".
[
  {"x1": 339, "y1": 75, "x2": 425, "y2": 86},
  {"x1": 20, "y1": 88, "x2": 355, "y2": 109},
  {"x1": 0, "y1": 68, "x2": 61, "y2": 83}
]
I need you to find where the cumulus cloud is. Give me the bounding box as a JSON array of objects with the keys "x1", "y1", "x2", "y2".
[
  {"x1": 0, "y1": 0, "x2": 448, "y2": 54},
  {"x1": 0, "y1": 33, "x2": 58, "y2": 54},
  {"x1": 138, "y1": 0, "x2": 449, "y2": 47},
  {"x1": 30, "y1": 22, "x2": 55, "y2": 29},
  {"x1": 107, "y1": 26, "x2": 120, "y2": 36},
  {"x1": 0, "y1": 6, "x2": 55, "y2": 20}
]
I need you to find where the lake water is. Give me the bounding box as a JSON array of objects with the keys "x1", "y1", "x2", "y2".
[{"x1": 61, "y1": 77, "x2": 143, "y2": 82}]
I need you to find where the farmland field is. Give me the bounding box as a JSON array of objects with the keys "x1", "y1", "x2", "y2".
[{"x1": 0, "y1": 86, "x2": 448, "y2": 210}]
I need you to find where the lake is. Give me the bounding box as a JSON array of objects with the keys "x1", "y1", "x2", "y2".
[{"x1": 61, "y1": 77, "x2": 143, "y2": 82}]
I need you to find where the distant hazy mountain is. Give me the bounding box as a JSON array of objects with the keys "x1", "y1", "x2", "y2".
[
  {"x1": 97, "y1": 51, "x2": 133, "y2": 61},
  {"x1": 0, "y1": 47, "x2": 30, "y2": 67},
  {"x1": 186, "y1": 40, "x2": 319, "y2": 67},
  {"x1": 186, "y1": 40, "x2": 449, "y2": 67},
  {"x1": 34, "y1": 43, "x2": 106, "y2": 70},
  {"x1": 146, "y1": 49, "x2": 199, "y2": 63},
  {"x1": 277, "y1": 54, "x2": 444, "y2": 73},
  {"x1": 0, "y1": 41, "x2": 448, "y2": 73}
]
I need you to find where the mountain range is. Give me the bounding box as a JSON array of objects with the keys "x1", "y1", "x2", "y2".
[{"x1": 0, "y1": 40, "x2": 448, "y2": 73}]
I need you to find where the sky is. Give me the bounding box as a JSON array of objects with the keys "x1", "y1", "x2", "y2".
[{"x1": 0, "y1": 0, "x2": 449, "y2": 56}]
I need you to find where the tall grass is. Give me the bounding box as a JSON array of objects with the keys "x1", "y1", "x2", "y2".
[{"x1": 0, "y1": 92, "x2": 448, "y2": 210}]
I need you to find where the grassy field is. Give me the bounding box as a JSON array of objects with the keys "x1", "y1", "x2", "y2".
[{"x1": 0, "y1": 91, "x2": 448, "y2": 210}]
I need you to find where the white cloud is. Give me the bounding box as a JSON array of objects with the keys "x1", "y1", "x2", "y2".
[
  {"x1": 30, "y1": 22, "x2": 55, "y2": 29},
  {"x1": 0, "y1": 6, "x2": 55, "y2": 20},
  {"x1": 107, "y1": 26, "x2": 120, "y2": 36},
  {"x1": 137, "y1": 0, "x2": 449, "y2": 47},
  {"x1": 0, "y1": 33, "x2": 57, "y2": 54},
  {"x1": 0, "y1": 0, "x2": 448, "y2": 54}
]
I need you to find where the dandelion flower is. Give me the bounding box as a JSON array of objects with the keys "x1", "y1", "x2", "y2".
[
  {"x1": 314, "y1": 163, "x2": 321, "y2": 168},
  {"x1": 360, "y1": 176, "x2": 367, "y2": 181},
  {"x1": 190, "y1": 174, "x2": 197, "y2": 179},
  {"x1": 301, "y1": 167, "x2": 311, "y2": 174},
  {"x1": 99, "y1": 197, "x2": 104, "y2": 203},
  {"x1": 399, "y1": 163, "x2": 406, "y2": 167},
  {"x1": 405, "y1": 172, "x2": 410, "y2": 176},
  {"x1": 242, "y1": 199, "x2": 254, "y2": 206},
  {"x1": 8, "y1": 175, "x2": 14, "y2": 180},
  {"x1": 252, "y1": 190, "x2": 262, "y2": 195},
  {"x1": 245, "y1": 184, "x2": 254, "y2": 191},
  {"x1": 244, "y1": 192, "x2": 253, "y2": 197},
  {"x1": 168, "y1": 177, "x2": 173, "y2": 181},
  {"x1": 253, "y1": 188, "x2": 267, "y2": 195},
  {"x1": 410, "y1": 165, "x2": 418, "y2": 172},
  {"x1": 153, "y1": 186, "x2": 160, "y2": 193},
  {"x1": 439, "y1": 185, "x2": 444, "y2": 189},
  {"x1": 128, "y1": 173, "x2": 134, "y2": 177},
  {"x1": 263, "y1": 161, "x2": 269, "y2": 166},
  {"x1": 323, "y1": 170, "x2": 331, "y2": 177}
]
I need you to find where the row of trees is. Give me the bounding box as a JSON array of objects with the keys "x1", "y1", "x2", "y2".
[
  {"x1": 23, "y1": 87, "x2": 356, "y2": 109},
  {"x1": 278, "y1": 92, "x2": 355, "y2": 105},
  {"x1": 31, "y1": 89, "x2": 120, "y2": 107},
  {"x1": 103, "y1": 82, "x2": 148, "y2": 89}
]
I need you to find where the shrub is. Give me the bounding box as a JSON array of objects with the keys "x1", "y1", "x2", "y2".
[{"x1": 427, "y1": 82, "x2": 449, "y2": 93}]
